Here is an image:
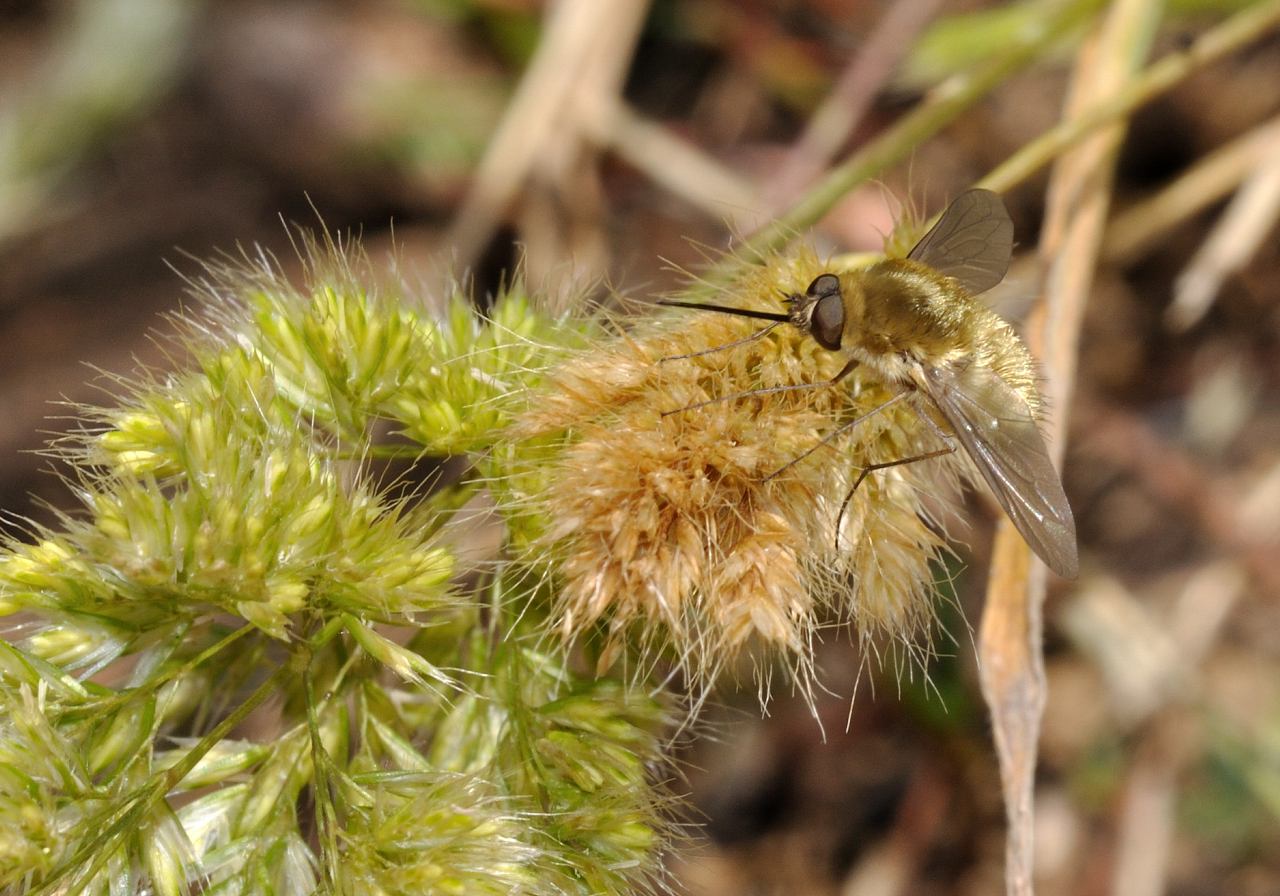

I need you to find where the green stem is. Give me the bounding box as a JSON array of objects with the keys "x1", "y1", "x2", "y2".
[
  {"x1": 37, "y1": 649, "x2": 307, "y2": 894},
  {"x1": 90, "y1": 621, "x2": 255, "y2": 715},
  {"x1": 980, "y1": 0, "x2": 1280, "y2": 194},
  {"x1": 305, "y1": 658, "x2": 341, "y2": 891},
  {"x1": 336, "y1": 443, "x2": 432, "y2": 461},
  {"x1": 692, "y1": 0, "x2": 1096, "y2": 295}
]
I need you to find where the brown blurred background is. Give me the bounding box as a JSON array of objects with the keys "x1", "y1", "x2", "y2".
[{"x1": 2, "y1": 1, "x2": 1279, "y2": 894}]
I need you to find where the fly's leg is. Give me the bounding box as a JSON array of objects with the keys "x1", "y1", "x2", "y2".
[
  {"x1": 764, "y1": 391, "x2": 910, "y2": 481},
  {"x1": 662, "y1": 357, "x2": 859, "y2": 416},
  {"x1": 833, "y1": 400, "x2": 957, "y2": 549},
  {"x1": 658, "y1": 322, "x2": 782, "y2": 363}
]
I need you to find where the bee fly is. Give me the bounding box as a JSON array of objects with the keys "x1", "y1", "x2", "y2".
[{"x1": 660, "y1": 189, "x2": 1079, "y2": 578}]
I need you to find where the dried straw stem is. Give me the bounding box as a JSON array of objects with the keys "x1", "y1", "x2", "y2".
[{"x1": 977, "y1": 1, "x2": 1161, "y2": 894}]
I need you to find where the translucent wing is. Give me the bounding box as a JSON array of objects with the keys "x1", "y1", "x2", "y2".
[
  {"x1": 908, "y1": 189, "x2": 1013, "y2": 295},
  {"x1": 920, "y1": 361, "x2": 1078, "y2": 578}
]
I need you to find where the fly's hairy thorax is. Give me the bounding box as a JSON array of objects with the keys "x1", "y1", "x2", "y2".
[
  {"x1": 838, "y1": 260, "x2": 1041, "y2": 416},
  {"x1": 841, "y1": 260, "x2": 976, "y2": 362}
]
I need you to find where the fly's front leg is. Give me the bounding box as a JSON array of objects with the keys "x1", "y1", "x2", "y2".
[{"x1": 663, "y1": 357, "x2": 860, "y2": 417}]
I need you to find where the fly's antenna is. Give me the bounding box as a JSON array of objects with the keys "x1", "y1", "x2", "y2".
[
  {"x1": 658, "y1": 321, "x2": 782, "y2": 362},
  {"x1": 654, "y1": 298, "x2": 794, "y2": 363},
  {"x1": 655, "y1": 299, "x2": 790, "y2": 323}
]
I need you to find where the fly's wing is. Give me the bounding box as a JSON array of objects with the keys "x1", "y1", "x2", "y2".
[
  {"x1": 921, "y1": 361, "x2": 1078, "y2": 578},
  {"x1": 907, "y1": 189, "x2": 1013, "y2": 295}
]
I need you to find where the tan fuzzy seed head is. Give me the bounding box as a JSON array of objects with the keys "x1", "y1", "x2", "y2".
[{"x1": 511, "y1": 250, "x2": 969, "y2": 694}]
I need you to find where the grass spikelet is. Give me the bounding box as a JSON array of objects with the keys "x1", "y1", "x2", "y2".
[
  {"x1": 407, "y1": 627, "x2": 678, "y2": 896},
  {"x1": 0, "y1": 685, "x2": 74, "y2": 887},
  {"x1": 0, "y1": 234, "x2": 655, "y2": 893},
  {"x1": 510, "y1": 248, "x2": 968, "y2": 698},
  {"x1": 336, "y1": 772, "x2": 538, "y2": 896}
]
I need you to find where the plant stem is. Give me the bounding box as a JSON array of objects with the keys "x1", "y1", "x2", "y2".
[
  {"x1": 980, "y1": 0, "x2": 1280, "y2": 195},
  {"x1": 91, "y1": 622, "x2": 255, "y2": 715},
  {"x1": 691, "y1": 0, "x2": 1096, "y2": 295},
  {"x1": 37, "y1": 650, "x2": 307, "y2": 894},
  {"x1": 981, "y1": 0, "x2": 1163, "y2": 892}
]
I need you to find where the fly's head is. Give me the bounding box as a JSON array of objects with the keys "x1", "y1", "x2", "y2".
[{"x1": 784, "y1": 273, "x2": 847, "y2": 351}]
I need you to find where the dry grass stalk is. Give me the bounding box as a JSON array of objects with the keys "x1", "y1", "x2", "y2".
[
  {"x1": 1105, "y1": 113, "x2": 1280, "y2": 263},
  {"x1": 978, "y1": 1, "x2": 1161, "y2": 894}
]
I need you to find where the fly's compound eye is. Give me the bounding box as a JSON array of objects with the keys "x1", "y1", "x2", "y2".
[
  {"x1": 807, "y1": 274, "x2": 844, "y2": 350},
  {"x1": 806, "y1": 273, "x2": 841, "y2": 299}
]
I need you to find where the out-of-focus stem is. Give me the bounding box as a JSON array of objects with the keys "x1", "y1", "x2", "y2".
[
  {"x1": 690, "y1": 0, "x2": 1095, "y2": 296},
  {"x1": 980, "y1": 0, "x2": 1280, "y2": 196},
  {"x1": 980, "y1": 0, "x2": 1163, "y2": 893},
  {"x1": 1105, "y1": 114, "x2": 1280, "y2": 263},
  {"x1": 763, "y1": 0, "x2": 944, "y2": 214},
  {"x1": 1169, "y1": 151, "x2": 1280, "y2": 330}
]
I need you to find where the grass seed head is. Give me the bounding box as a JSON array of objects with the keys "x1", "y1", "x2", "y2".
[{"x1": 512, "y1": 250, "x2": 968, "y2": 698}]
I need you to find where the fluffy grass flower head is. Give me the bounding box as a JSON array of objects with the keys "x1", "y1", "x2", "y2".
[
  {"x1": 0, "y1": 238, "x2": 635, "y2": 894},
  {"x1": 513, "y1": 248, "x2": 970, "y2": 696},
  {"x1": 512, "y1": 189, "x2": 1078, "y2": 698}
]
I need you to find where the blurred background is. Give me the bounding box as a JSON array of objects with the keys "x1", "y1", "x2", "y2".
[{"x1": 2, "y1": 1, "x2": 1279, "y2": 894}]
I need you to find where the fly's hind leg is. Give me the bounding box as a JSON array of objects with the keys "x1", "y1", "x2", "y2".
[
  {"x1": 833, "y1": 401, "x2": 958, "y2": 550},
  {"x1": 765, "y1": 390, "x2": 909, "y2": 481}
]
